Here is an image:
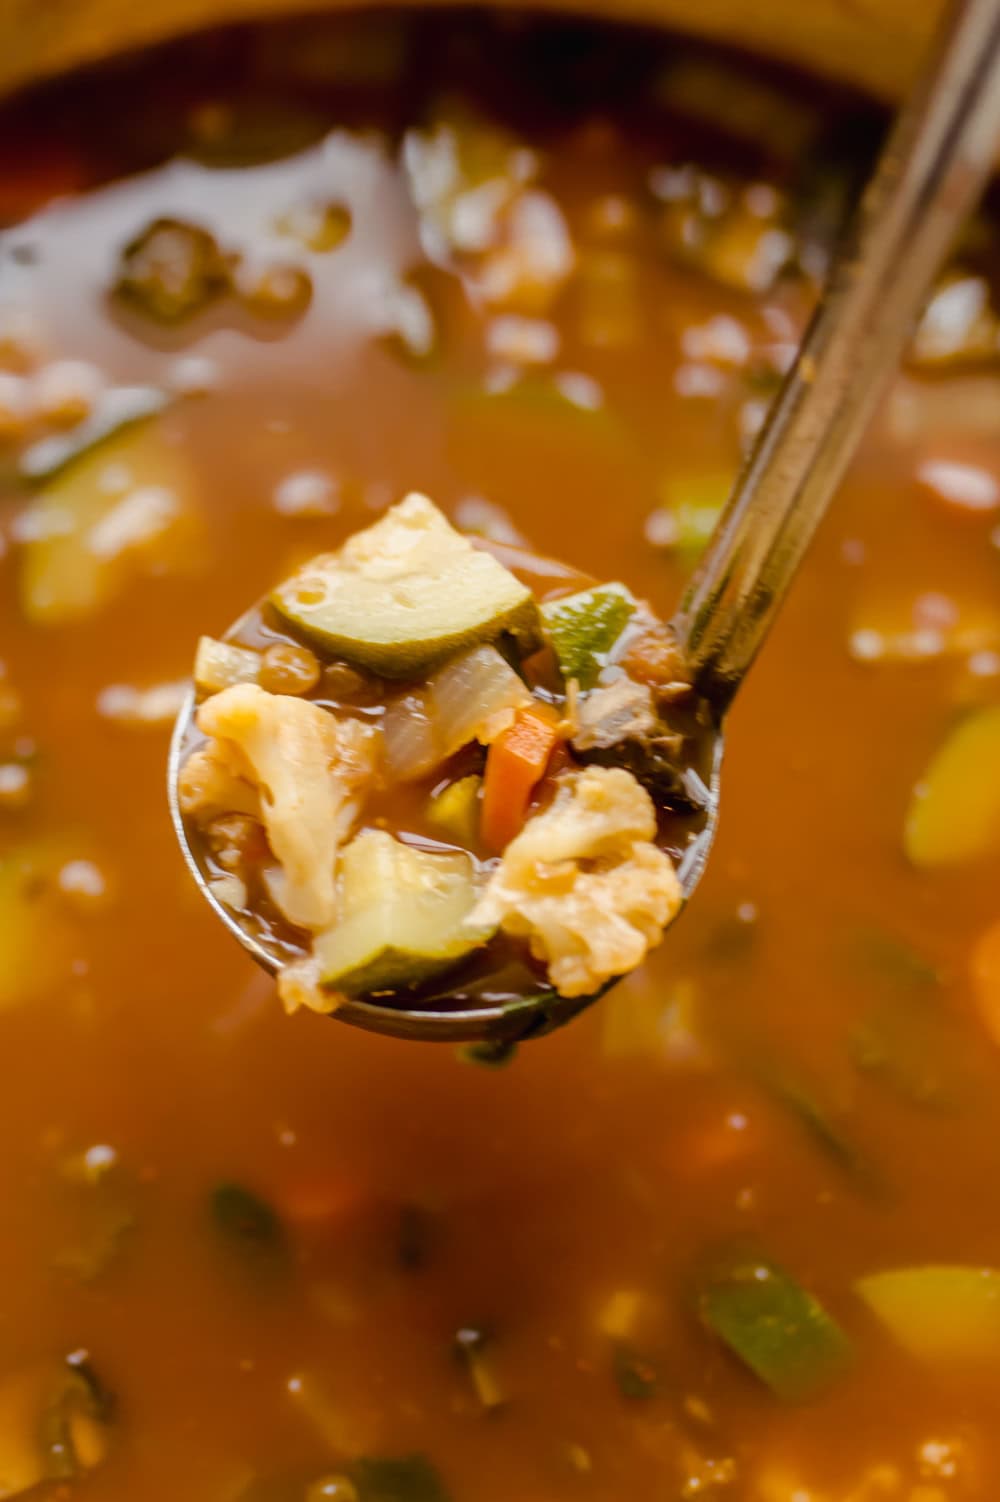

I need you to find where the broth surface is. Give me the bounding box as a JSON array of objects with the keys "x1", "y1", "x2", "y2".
[{"x1": 1, "y1": 13, "x2": 1000, "y2": 1501}]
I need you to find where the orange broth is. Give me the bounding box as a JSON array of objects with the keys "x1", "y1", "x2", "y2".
[{"x1": 0, "y1": 12, "x2": 999, "y2": 1501}]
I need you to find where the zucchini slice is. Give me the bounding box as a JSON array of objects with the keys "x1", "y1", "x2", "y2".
[
  {"x1": 541, "y1": 583, "x2": 635, "y2": 689},
  {"x1": 270, "y1": 493, "x2": 540, "y2": 677},
  {"x1": 316, "y1": 830, "x2": 491, "y2": 995},
  {"x1": 696, "y1": 1243, "x2": 853, "y2": 1402}
]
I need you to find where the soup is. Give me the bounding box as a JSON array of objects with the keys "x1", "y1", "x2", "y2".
[
  {"x1": 1, "y1": 11, "x2": 1000, "y2": 1501},
  {"x1": 177, "y1": 491, "x2": 707, "y2": 1016}
]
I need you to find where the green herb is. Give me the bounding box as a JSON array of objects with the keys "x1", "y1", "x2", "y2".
[
  {"x1": 696, "y1": 1243, "x2": 853, "y2": 1402},
  {"x1": 349, "y1": 1454, "x2": 450, "y2": 1502},
  {"x1": 541, "y1": 584, "x2": 635, "y2": 689},
  {"x1": 210, "y1": 1182, "x2": 287, "y2": 1274}
]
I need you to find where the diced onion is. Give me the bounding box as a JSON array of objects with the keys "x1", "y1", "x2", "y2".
[
  {"x1": 431, "y1": 644, "x2": 531, "y2": 753},
  {"x1": 381, "y1": 691, "x2": 440, "y2": 783},
  {"x1": 381, "y1": 646, "x2": 531, "y2": 782}
]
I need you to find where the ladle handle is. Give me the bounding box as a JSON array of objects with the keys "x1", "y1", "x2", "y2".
[{"x1": 672, "y1": 0, "x2": 1000, "y2": 709}]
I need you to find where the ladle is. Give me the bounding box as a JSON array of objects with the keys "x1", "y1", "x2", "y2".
[{"x1": 169, "y1": 0, "x2": 1000, "y2": 1043}]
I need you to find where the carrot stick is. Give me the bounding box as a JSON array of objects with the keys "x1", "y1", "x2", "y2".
[{"x1": 481, "y1": 703, "x2": 562, "y2": 852}]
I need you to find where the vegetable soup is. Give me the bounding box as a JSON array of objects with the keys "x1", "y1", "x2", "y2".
[{"x1": 1, "y1": 10, "x2": 1000, "y2": 1501}]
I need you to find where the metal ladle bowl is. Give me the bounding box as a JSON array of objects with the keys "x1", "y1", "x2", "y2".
[{"x1": 169, "y1": 0, "x2": 1000, "y2": 1043}]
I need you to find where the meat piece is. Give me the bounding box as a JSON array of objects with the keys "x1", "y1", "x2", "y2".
[{"x1": 571, "y1": 674, "x2": 698, "y2": 809}]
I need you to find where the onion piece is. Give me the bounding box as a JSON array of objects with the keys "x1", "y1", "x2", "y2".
[
  {"x1": 381, "y1": 690, "x2": 439, "y2": 784},
  {"x1": 432, "y1": 644, "x2": 531, "y2": 750},
  {"x1": 381, "y1": 645, "x2": 531, "y2": 783}
]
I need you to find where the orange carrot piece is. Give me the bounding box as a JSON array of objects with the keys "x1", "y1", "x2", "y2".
[
  {"x1": 971, "y1": 919, "x2": 1000, "y2": 1045},
  {"x1": 481, "y1": 703, "x2": 562, "y2": 852}
]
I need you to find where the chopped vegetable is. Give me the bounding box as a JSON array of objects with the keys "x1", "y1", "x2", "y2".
[
  {"x1": 312, "y1": 831, "x2": 490, "y2": 999},
  {"x1": 427, "y1": 775, "x2": 482, "y2": 845},
  {"x1": 210, "y1": 1182, "x2": 288, "y2": 1275},
  {"x1": 195, "y1": 637, "x2": 263, "y2": 695},
  {"x1": 196, "y1": 685, "x2": 379, "y2": 931},
  {"x1": 454, "y1": 1328, "x2": 506, "y2": 1411},
  {"x1": 348, "y1": 1454, "x2": 450, "y2": 1502},
  {"x1": 855, "y1": 1266, "x2": 1000, "y2": 1363},
  {"x1": 381, "y1": 645, "x2": 531, "y2": 784},
  {"x1": 40, "y1": 1352, "x2": 114, "y2": 1480},
  {"x1": 18, "y1": 384, "x2": 168, "y2": 481},
  {"x1": 271, "y1": 494, "x2": 540, "y2": 677},
  {"x1": 430, "y1": 644, "x2": 531, "y2": 756},
  {"x1": 481, "y1": 702, "x2": 561, "y2": 851},
  {"x1": 696, "y1": 1244, "x2": 853, "y2": 1402},
  {"x1": 904, "y1": 707, "x2": 1000, "y2": 867},
  {"x1": 0, "y1": 1353, "x2": 113, "y2": 1497},
  {"x1": 471, "y1": 766, "x2": 682, "y2": 997},
  {"x1": 541, "y1": 584, "x2": 635, "y2": 690},
  {"x1": 18, "y1": 416, "x2": 199, "y2": 625}
]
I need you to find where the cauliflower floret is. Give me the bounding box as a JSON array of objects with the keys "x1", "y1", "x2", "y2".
[
  {"x1": 195, "y1": 683, "x2": 379, "y2": 931},
  {"x1": 276, "y1": 954, "x2": 328, "y2": 1016},
  {"x1": 471, "y1": 764, "x2": 682, "y2": 996},
  {"x1": 177, "y1": 741, "x2": 261, "y2": 822}
]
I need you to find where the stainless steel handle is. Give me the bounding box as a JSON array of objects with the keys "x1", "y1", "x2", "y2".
[{"x1": 672, "y1": 0, "x2": 1000, "y2": 709}]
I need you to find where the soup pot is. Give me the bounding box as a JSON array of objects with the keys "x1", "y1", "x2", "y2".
[{"x1": 0, "y1": 0, "x2": 948, "y2": 102}]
